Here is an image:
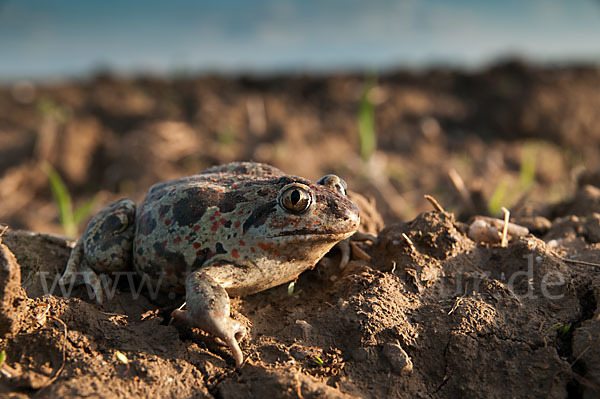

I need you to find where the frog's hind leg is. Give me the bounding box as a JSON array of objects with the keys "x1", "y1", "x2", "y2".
[
  {"x1": 59, "y1": 199, "x2": 137, "y2": 304},
  {"x1": 171, "y1": 270, "x2": 247, "y2": 368}
]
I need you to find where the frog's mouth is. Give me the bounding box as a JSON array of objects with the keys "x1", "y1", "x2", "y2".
[{"x1": 269, "y1": 228, "x2": 356, "y2": 240}]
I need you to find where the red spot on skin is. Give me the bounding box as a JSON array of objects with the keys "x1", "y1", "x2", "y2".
[
  {"x1": 164, "y1": 218, "x2": 171, "y2": 226},
  {"x1": 214, "y1": 211, "x2": 222, "y2": 217},
  {"x1": 234, "y1": 221, "x2": 241, "y2": 228},
  {"x1": 231, "y1": 249, "x2": 240, "y2": 258},
  {"x1": 185, "y1": 235, "x2": 191, "y2": 241},
  {"x1": 250, "y1": 247, "x2": 255, "y2": 253},
  {"x1": 239, "y1": 240, "x2": 245, "y2": 246},
  {"x1": 257, "y1": 242, "x2": 273, "y2": 251},
  {"x1": 211, "y1": 221, "x2": 219, "y2": 231},
  {"x1": 173, "y1": 237, "x2": 182, "y2": 244},
  {"x1": 209, "y1": 216, "x2": 215, "y2": 221},
  {"x1": 219, "y1": 218, "x2": 227, "y2": 225},
  {"x1": 238, "y1": 210, "x2": 244, "y2": 215},
  {"x1": 257, "y1": 242, "x2": 279, "y2": 256},
  {"x1": 193, "y1": 225, "x2": 200, "y2": 231},
  {"x1": 193, "y1": 242, "x2": 201, "y2": 249}
]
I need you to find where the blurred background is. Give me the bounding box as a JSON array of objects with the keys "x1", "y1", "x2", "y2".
[{"x1": 1, "y1": 0, "x2": 600, "y2": 235}]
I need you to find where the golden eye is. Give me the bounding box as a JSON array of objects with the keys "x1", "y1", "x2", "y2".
[{"x1": 279, "y1": 185, "x2": 312, "y2": 214}]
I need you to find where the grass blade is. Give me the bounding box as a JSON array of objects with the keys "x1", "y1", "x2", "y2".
[
  {"x1": 42, "y1": 163, "x2": 76, "y2": 237},
  {"x1": 73, "y1": 196, "x2": 98, "y2": 226},
  {"x1": 358, "y1": 77, "x2": 377, "y2": 162}
]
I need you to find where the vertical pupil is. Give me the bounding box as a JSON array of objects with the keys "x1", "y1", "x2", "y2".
[{"x1": 291, "y1": 190, "x2": 301, "y2": 205}]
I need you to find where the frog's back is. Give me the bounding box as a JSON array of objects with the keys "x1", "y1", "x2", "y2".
[{"x1": 133, "y1": 162, "x2": 289, "y2": 291}]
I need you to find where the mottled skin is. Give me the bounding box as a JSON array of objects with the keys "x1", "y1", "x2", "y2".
[{"x1": 60, "y1": 162, "x2": 360, "y2": 367}]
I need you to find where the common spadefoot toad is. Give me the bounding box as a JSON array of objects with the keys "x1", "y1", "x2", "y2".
[{"x1": 60, "y1": 161, "x2": 360, "y2": 366}]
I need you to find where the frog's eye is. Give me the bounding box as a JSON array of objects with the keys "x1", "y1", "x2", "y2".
[
  {"x1": 278, "y1": 184, "x2": 312, "y2": 214},
  {"x1": 317, "y1": 174, "x2": 347, "y2": 196}
]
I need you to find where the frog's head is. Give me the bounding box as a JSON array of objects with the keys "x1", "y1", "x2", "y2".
[{"x1": 240, "y1": 173, "x2": 360, "y2": 265}]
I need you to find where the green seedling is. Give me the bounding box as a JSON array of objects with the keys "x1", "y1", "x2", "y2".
[
  {"x1": 115, "y1": 350, "x2": 131, "y2": 376},
  {"x1": 0, "y1": 350, "x2": 5, "y2": 367},
  {"x1": 559, "y1": 322, "x2": 572, "y2": 337},
  {"x1": 217, "y1": 126, "x2": 237, "y2": 146},
  {"x1": 488, "y1": 142, "x2": 539, "y2": 216},
  {"x1": 548, "y1": 322, "x2": 572, "y2": 338},
  {"x1": 116, "y1": 351, "x2": 129, "y2": 365},
  {"x1": 43, "y1": 163, "x2": 97, "y2": 237},
  {"x1": 519, "y1": 143, "x2": 538, "y2": 191},
  {"x1": 358, "y1": 76, "x2": 377, "y2": 162},
  {"x1": 488, "y1": 178, "x2": 509, "y2": 216},
  {"x1": 287, "y1": 281, "x2": 302, "y2": 297},
  {"x1": 312, "y1": 355, "x2": 324, "y2": 367},
  {"x1": 36, "y1": 97, "x2": 71, "y2": 123},
  {"x1": 548, "y1": 323, "x2": 563, "y2": 332}
]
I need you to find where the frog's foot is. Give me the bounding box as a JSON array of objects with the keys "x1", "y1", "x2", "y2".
[
  {"x1": 59, "y1": 238, "x2": 105, "y2": 304},
  {"x1": 338, "y1": 232, "x2": 379, "y2": 269},
  {"x1": 171, "y1": 271, "x2": 247, "y2": 368}
]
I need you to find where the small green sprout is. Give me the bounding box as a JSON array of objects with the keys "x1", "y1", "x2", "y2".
[
  {"x1": 287, "y1": 281, "x2": 302, "y2": 297},
  {"x1": 36, "y1": 97, "x2": 71, "y2": 123},
  {"x1": 0, "y1": 350, "x2": 6, "y2": 367},
  {"x1": 488, "y1": 178, "x2": 509, "y2": 216},
  {"x1": 115, "y1": 350, "x2": 131, "y2": 376},
  {"x1": 488, "y1": 142, "x2": 538, "y2": 216},
  {"x1": 519, "y1": 143, "x2": 538, "y2": 191},
  {"x1": 115, "y1": 351, "x2": 129, "y2": 365},
  {"x1": 217, "y1": 126, "x2": 237, "y2": 146},
  {"x1": 358, "y1": 76, "x2": 377, "y2": 162},
  {"x1": 548, "y1": 322, "x2": 564, "y2": 332},
  {"x1": 548, "y1": 322, "x2": 572, "y2": 338},
  {"x1": 43, "y1": 162, "x2": 97, "y2": 237},
  {"x1": 312, "y1": 356, "x2": 324, "y2": 367},
  {"x1": 560, "y1": 322, "x2": 572, "y2": 337}
]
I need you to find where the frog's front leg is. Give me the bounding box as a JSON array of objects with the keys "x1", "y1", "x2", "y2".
[
  {"x1": 171, "y1": 269, "x2": 247, "y2": 368},
  {"x1": 59, "y1": 199, "x2": 136, "y2": 303}
]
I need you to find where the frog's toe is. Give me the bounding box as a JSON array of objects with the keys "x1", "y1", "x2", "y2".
[
  {"x1": 176, "y1": 271, "x2": 247, "y2": 368},
  {"x1": 60, "y1": 264, "x2": 105, "y2": 304},
  {"x1": 60, "y1": 240, "x2": 105, "y2": 304},
  {"x1": 337, "y1": 232, "x2": 379, "y2": 269},
  {"x1": 337, "y1": 238, "x2": 351, "y2": 270}
]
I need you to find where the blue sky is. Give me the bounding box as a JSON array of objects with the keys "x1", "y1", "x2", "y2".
[{"x1": 0, "y1": 0, "x2": 599, "y2": 81}]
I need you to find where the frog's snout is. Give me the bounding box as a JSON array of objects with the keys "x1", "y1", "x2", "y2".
[{"x1": 341, "y1": 201, "x2": 360, "y2": 234}]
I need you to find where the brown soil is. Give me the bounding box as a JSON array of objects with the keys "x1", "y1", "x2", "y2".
[{"x1": 2, "y1": 62, "x2": 600, "y2": 398}]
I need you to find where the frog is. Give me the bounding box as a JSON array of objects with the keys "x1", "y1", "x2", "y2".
[{"x1": 59, "y1": 161, "x2": 360, "y2": 367}]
